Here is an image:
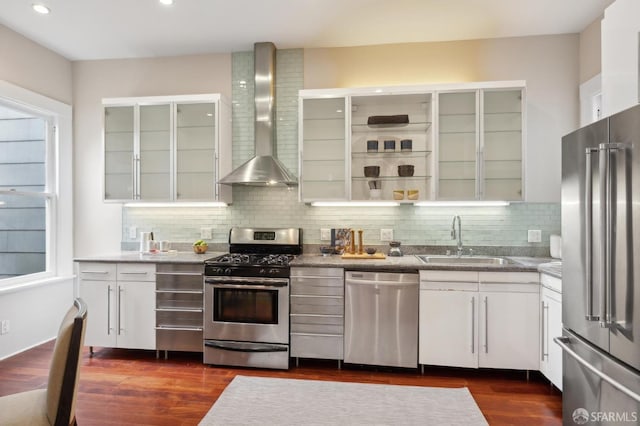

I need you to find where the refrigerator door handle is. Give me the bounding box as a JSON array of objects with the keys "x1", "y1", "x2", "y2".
[
  {"x1": 584, "y1": 147, "x2": 599, "y2": 321},
  {"x1": 598, "y1": 142, "x2": 625, "y2": 328},
  {"x1": 555, "y1": 336, "x2": 640, "y2": 403}
]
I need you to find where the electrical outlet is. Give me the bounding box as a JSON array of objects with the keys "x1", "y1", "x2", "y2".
[
  {"x1": 320, "y1": 228, "x2": 331, "y2": 241},
  {"x1": 128, "y1": 226, "x2": 137, "y2": 239},
  {"x1": 528, "y1": 230, "x2": 542, "y2": 243},
  {"x1": 200, "y1": 227, "x2": 213, "y2": 240},
  {"x1": 1, "y1": 320, "x2": 9, "y2": 335},
  {"x1": 380, "y1": 228, "x2": 394, "y2": 242}
]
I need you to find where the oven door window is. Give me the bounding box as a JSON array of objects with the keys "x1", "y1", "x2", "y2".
[{"x1": 213, "y1": 288, "x2": 278, "y2": 324}]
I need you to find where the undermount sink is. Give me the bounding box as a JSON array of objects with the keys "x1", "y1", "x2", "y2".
[{"x1": 416, "y1": 255, "x2": 512, "y2": 265}]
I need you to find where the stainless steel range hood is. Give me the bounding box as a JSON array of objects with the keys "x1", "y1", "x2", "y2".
[{"x1": 220, "y1": 42, "x2": 298, "y2": 186}]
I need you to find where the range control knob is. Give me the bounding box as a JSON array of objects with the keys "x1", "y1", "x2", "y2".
[
  {"x1": 259, "y1": 268, "x2": 267, "y2": 275},
  {"x1": 269, "y1": 269, "x2": 280, "y2": 275},
  {"x1": 224, "y1": 268, "x2": 232, "y2": 275}
]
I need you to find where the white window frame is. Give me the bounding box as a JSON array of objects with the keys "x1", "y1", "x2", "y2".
[{"x1": 0, "y1": 80, "x2": 73, "y2": 290}]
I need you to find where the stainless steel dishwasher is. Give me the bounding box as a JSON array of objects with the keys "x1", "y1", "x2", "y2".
[{"x1": 344, "y1": 271, "x2": 419, "y2": 368}]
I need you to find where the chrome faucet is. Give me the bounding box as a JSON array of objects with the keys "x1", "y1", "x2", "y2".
[{"x1": 451, "y1": 215, "x2": 463, "y2": 257}]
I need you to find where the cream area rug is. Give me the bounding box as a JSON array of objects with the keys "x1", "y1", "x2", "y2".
[{"x1": 199, "y1": 375, "x2": 488, "y2": 426}]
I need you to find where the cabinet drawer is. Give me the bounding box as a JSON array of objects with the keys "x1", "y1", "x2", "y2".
[
  {"x1": 291, "y1": 314, "x2": 343, "y2": 335},
  {"x1": 291, "y1": 333, "x2": 343, "y2": 360},
  {"x1": 156, "y1": 273, "x2": 203, "y2": 292},
  {"x1": 479, "y1": 271, "x2": 539, "y2": 284},
  {"x1": 117, "y1": 263, "x2": 156, "y2": 281},
  {"x1": 156, "y1": 292, "x2": 203, "y2": 310},
  {"x1": 156, "y1": 310, "x2": 203, "y2": 328},
  {"x1": 291, "y1": 277, "x2": 344, "y2": 296},
  {"x1": 291, "y1": 267, "x2": 344, "y2": 278},
  {"x1": 420, "y1": 281, "x2": 477, "y2": 291},
  {"x1": 290, "y1": 295, "x2": 343, "y2": 315},
  {"x1": 157, "y1": 263, "x2": 203, "y2": 274},
  {"x1": 78, "y1": 262, "x2": 116, "y2": 281},
  {"x1": 420, "y1": 270, "x2": 479, "y2": 282},
  {"x1": 156, "y1": 328, "x2": 203, "y2": 352}
]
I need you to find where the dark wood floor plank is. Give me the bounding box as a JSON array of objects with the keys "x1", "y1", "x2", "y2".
[{"x1": 0, "y1": 342, "x2": 562, "y2": 425}]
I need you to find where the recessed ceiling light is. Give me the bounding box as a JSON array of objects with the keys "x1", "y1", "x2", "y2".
[
  {"x1": 159, "y1": 0, "x2": 174, "y2": 5},
  {"x1": 32, "y1": 3, "x2": 50, "y2": 14}
]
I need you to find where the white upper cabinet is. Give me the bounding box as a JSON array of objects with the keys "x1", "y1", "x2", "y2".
[
  {"x1": 299, "y1": 82, "x2": 524, "y2": 203},
  {"x1": 601, "y1": 0, "x2": 640, "y2": 116},
  {"x1": 436, "y1": 87, "x2": 524, "y2": 201},
  {"x1": 299, "y1": 96, "x2": 348, "y2": 201},
  {"x1": 351, "y1": 92, "x2": 433, "y2": 203},
  {"x1": 103, "y1": 94, "x2": 231, "y2": 203},
  {"x1": 299, "y1": 87, "x2": 435, "y2": 203}
]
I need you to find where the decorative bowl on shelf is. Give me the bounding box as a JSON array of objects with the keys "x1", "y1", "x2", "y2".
[
  {"x1": 365, "y1": 247, "x2": 377, "y2": 255},
  {"x1": 364, "y1": 166, "x2": 380, "y2": 177},
  {"x1": 398, "y1": 164, "x2": 415, "y2": 177}
]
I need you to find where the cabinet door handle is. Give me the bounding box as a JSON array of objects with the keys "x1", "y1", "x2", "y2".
[
  {"x1": 540, "y1": 301, "x2": 548, "y2": 361},
  {"x1": 584, "y1": 147, "x2": 598, "y2": 321},
  {"x1": 107, "y1": 285, "x2": 113, "y2": 335},
  {"x1": 483, "y1": 296, "x2": 488, "y2": 353},
  {"x1": 120, "y1": 271, "x2": 149, "y2": 275},
  {"x1": 118, "y1": 286, "x2": 123, "y2": 335},
  {"x1": 470, "y1": 296, "x2": 475, "y2": 354},
  {"x1": 83, "y1": 270, "x2": 109, "y2": 275}
]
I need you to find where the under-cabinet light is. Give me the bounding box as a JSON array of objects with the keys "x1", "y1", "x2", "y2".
[
  {"x1": 414, "y1": 201, "x2": 510, "y2": 207},
  {"x1": 124, "y1": 202, "x2": 227, "y2": 208},
  {"x1": 32, "y1": 3, "x2": 50, "y2": 14},
  {"x1": 159, "y1": 0, "x2": 174, "y2": 6},
  {"x1": 311, "y1": 201, "x2": 400, "y2": 207}
]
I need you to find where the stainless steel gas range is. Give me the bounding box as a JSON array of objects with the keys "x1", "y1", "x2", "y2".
[{"x1": 203, "y1": 227, "x2": 302, "y2": 369}]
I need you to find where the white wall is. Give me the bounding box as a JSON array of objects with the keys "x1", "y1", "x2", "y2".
[
  {"x1": 0, "y1": 24, "x2": 75, "y2": 359},
  {"x1": 72, "y1": 54, "x2": 232, "y2": 256}
]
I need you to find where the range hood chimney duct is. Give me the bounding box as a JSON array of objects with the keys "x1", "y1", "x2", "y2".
[{"x1": 220, "y1": 42, "x2": 298, "y2": 186}]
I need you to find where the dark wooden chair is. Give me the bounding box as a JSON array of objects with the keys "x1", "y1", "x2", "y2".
[{"x1": 0, "y1": 298, "x2": 88, "y2": 426}]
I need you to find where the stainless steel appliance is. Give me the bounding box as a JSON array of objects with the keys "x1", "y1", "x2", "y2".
[
  {"x1": 559, "y1": 103, "x2": 640, "y2": 424},
  {"x1": 344, "y1": 271, "x2": 419, "y2": 368},
  {"x1": 203, "y1": 227, "x2": 302, "y2": 369}
]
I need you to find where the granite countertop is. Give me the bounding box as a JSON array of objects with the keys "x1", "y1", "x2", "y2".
[
  {"x1": 74, "y1": 251, "x2": 224, "y2": 264},
  {"x1": 291, "y1": 254, "x2": 554, "y2": 272},
  {"x1": 76, "y1": 251, "x2": 560, "y2": 275},
  {"x1": 538, "y1": 261, "x2": 562, "y2": 279}
]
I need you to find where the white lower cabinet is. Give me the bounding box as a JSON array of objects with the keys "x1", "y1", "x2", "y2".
[
  {"x1": 78, "y1": 262, "x2": 156, "y2": 350},
  {"x1": 540, "y1": 273, "x2": 563, "y2": 390},
  {"x1": 419, "y1": 270, "x2": 539, "y2": 370}
]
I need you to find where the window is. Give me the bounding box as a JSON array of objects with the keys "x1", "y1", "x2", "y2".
[{"x1": 0, "y1": 103, "x2": 53, "y2": 281}]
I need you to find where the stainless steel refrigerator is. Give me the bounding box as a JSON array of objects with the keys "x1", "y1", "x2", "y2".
[{"x1": 560, "y1": 103, "x2": 640, "y2": 425}]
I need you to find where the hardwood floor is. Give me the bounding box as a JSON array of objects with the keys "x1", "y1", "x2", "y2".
[{"x1": 0, "y1": 342, "x2": 562, "y2": 425}]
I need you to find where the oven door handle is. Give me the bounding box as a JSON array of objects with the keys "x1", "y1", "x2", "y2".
[
  {"x1": 205, "y1": 278, "x2": 288, "y2": 288},
  {"x1": 204, "y1": 340, "x2": 288, "y2": 353}
]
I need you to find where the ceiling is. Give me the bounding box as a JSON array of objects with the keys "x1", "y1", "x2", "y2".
[{"x1": 0, "y1": 0, "x2": 615, "y2": 61}]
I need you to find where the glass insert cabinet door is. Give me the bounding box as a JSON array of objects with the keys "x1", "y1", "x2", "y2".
[
  {"x1": 437, "y1": 91, "x2": 478, "y2": 199},
  {"x1": 175, "y1": 102, "x2": 216, "y2": 200},
  {"x1": 139, "y1": 104, "x2": 171, "y2": 200},
  {"x1": 104, "y1": 106, "x2": 134, "y2": 200},
  {"x1": 481, "y1": 89, "x2": 523, "y2": 200},
  {"x1": 300, "y1": 97, "x2": 348, "y2": 201}
]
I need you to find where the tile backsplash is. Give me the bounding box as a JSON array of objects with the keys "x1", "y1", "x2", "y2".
[{"x1": 122, "y1": 49, "x2": 561, "y2": 255}]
